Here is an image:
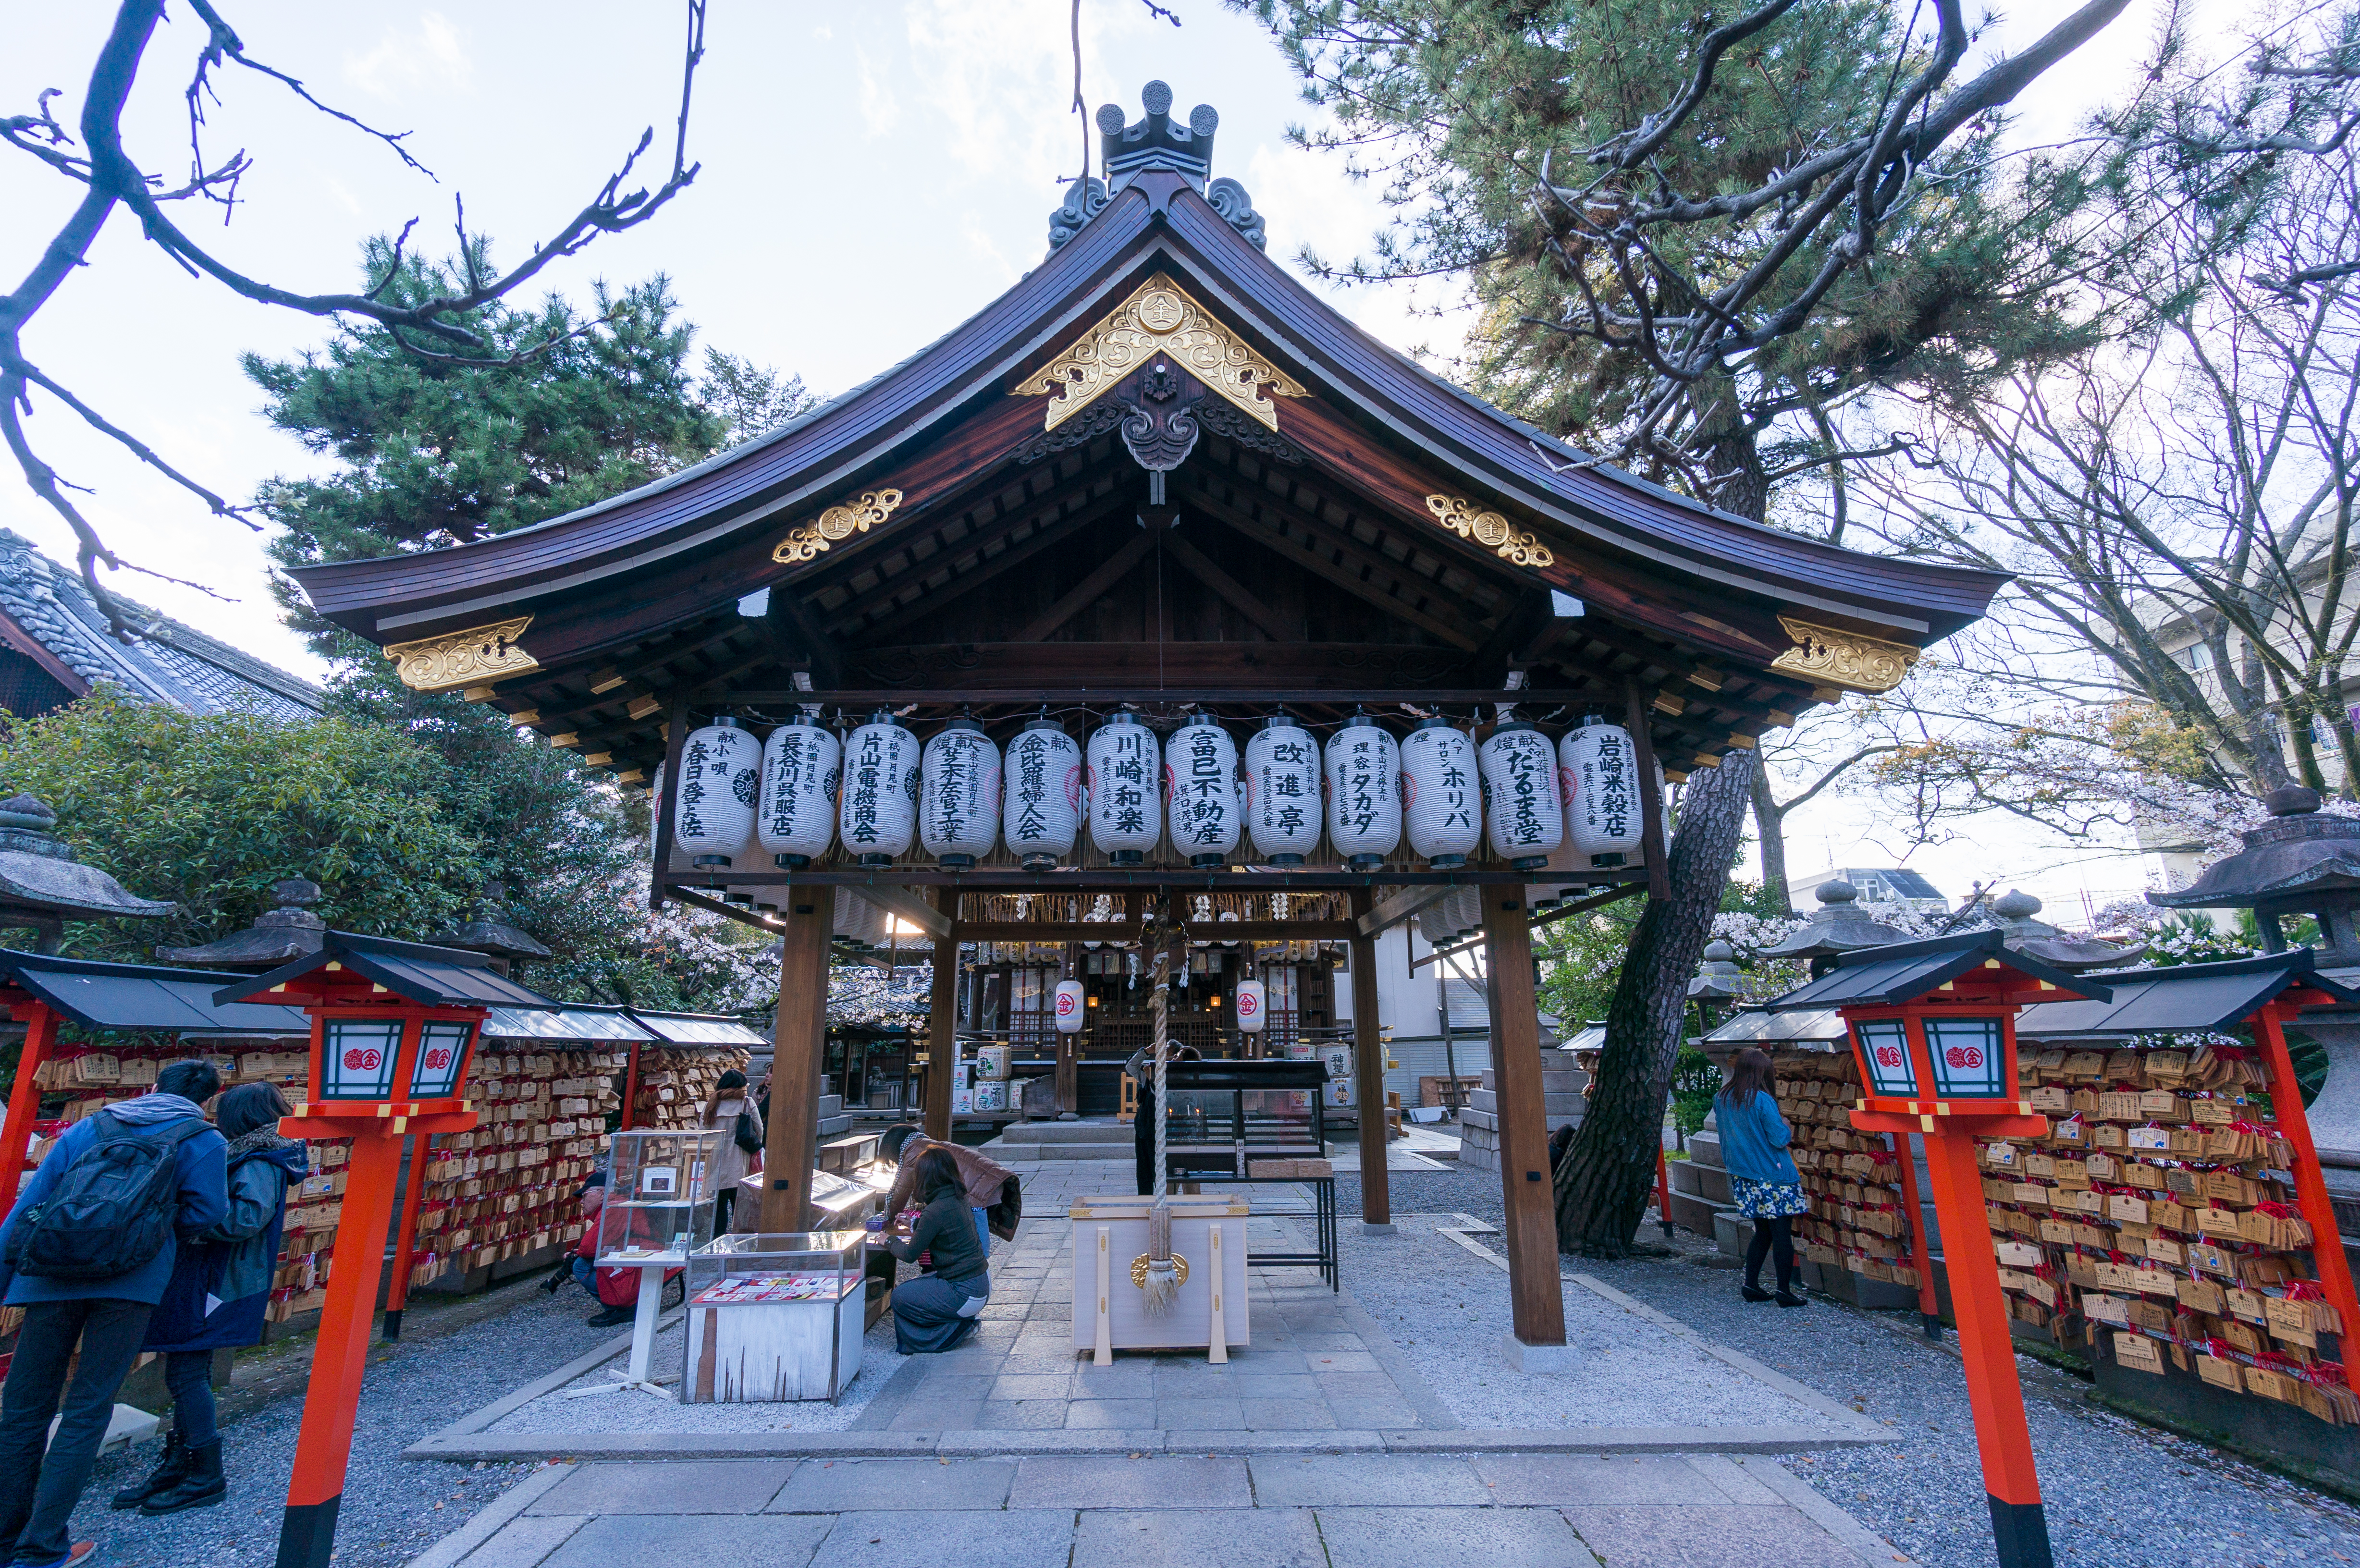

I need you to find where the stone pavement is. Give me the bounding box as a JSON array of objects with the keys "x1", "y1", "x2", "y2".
[{"x1": 415, "y1": 1453, "x2": 1903, "y2": 1568}]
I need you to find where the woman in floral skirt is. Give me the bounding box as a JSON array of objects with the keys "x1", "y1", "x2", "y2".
[{"x1": 1716, "y1": 1047, "x2": 1809, "y2": 1308}]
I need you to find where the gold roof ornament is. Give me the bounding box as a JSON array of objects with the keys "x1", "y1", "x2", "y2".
[
  {"x1": 385, "y1": 616, "x2": 538, "y2": 693},
  {"x1": 1423, "y1": 495, "x2": 1555, "y2": 568},
  {"x1": 1769, "y1": 617, "x2": 1919, "y2": 692},
  {"x1": 773, "y1": 489, "x2": 904, "y2": 566},
  {"x1": 1017, "y1": 271, "x2": 1306, "y2": 431}
]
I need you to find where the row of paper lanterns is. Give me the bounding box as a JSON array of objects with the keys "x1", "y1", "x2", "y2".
[
  {"x1": 1043, "y1": 976, "x2": 1270, "y2": 1034},
  {"x1": 672, "y1": 709, "x2": 1658, "y2": 871}
]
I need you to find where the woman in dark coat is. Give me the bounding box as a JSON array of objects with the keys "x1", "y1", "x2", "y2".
[
  {"x1": 115, "y1": 1083, "x2": 309, "y2": 1516},
  {"x1": 880, "y1": 1147, "x2": 990, "y2": 1354}
]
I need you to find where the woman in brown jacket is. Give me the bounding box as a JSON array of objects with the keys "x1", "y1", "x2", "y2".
[{"x1": 878, "y1": 1124, "x2": 1022, "y2": 1253}]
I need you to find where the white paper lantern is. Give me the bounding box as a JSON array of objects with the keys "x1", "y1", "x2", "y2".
[
  {"x1": 1086, "y1": 711, "x2": 1162, "y2": 865},
  {"x1": 1243, "y1": 715, "x2": 1322, "y2": 865},
  {"x1": 1480, "y1": 722, "x2": 1563, "y2": 870},
  {"x1": 838, "y1": 710, "x2": 919, "y2": 866},
  {"x1": 1234, "y1": 978, "x2": 1268, "y2": 1034},
  {"x1": 1400, "y1": 718, "x2": 1482, "y2": 869},
  {"x1": 1561, "y1": 719, "x2": 1645, "y2": 866},
  {"x1": 673, "y1": 717, "x2": 761, "y2": 865},
  {"x1": 756, "y1": 717, "x2": 840, "y2": 868},
  {"x1": 1054, "y1": 978, "x2": 1087, "y2": 1033},
  {"x1": 920, "y1": 718, "x2": 1002, "y2": 867},
  {"x1": 1166, "y1": 713, "x2": 1242, "y2": 868},
  {"x1": 1324, "y1": 714, "x2": 1403, "y2": 869},
  {"x1": 1003, "y1": 719, "x2": 1083, "y2": 870}
]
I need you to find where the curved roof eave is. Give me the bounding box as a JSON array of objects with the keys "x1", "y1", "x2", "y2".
[{"x1": 292, "y1": 180, "x2": 2006, "y2": 644}]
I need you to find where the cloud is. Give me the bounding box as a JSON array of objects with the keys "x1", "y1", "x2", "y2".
[
  {"x1": 344, "y1": 12, "x2": 473, "y2": 101},
  {"x1": 857, "y1": 48, "x2": 902, "y2": 137}
]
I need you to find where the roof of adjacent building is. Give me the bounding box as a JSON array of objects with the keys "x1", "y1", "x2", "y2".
[
  {"x1": 0, "y1": 529, "x2": 321, "y2": 722},
  {"x1": 2016, "y1": 951, "x2": 2360, "y2": 1037}
]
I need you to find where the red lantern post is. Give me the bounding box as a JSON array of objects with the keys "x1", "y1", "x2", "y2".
[
  {"x1": 1771, "y1": 931, "x2": 2110, "y2": 1568},
  {"x1": 214, "y1": 933, "x2": 560, "y2": 1568}
]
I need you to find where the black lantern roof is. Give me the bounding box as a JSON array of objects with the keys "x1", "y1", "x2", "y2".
[
  {"x1": 2015, "y1": 950, "x2": 2360, "y2": 1038},
  {"x1": 1767, "y1": 929, "x2": 2108, "y2": 1012},
  {"x1": 214, "y1": 931, "x2": 561, "y2": 1010},
  {"x1": 0, "y1": 951, "x2": 308, "y2": 1033},
  {"x1": 157, "y1": 877, "x2": 327, "y2": 970},
  {"x1": 1756, "y1": 880, "x2": 1911, "y2": 968}
]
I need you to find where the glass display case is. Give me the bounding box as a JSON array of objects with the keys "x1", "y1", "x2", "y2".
[
  {"x1": 596, "y1": 1127, "x2": 726, "y2": 1265},
  {"x1": 682, "y1": 1231, "x2": 869, "y2": 1401}
]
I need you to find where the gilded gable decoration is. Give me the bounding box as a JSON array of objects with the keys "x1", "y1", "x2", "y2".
[
  {"x1": 1017, "y1": 272, "x2": 1306, "y2": 432},
  {"x1": 1423, "y1": 495, "x2": 1555, "y2": 568},
  {"x1": 385, "y1": 616, "x2": 538, "y2": 692},
  {"x1": 1768, "y1": 617, "x2": 1918, "y2": 692},
  {"x1": 773, "y1": 489, "x2": 905, "y2": 566}
]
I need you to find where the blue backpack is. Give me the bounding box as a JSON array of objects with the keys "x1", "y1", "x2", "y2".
[{"x1": 9, "y1": 1111, "x2": 209, "y2": 1281}]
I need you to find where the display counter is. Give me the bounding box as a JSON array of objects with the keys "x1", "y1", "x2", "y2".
[{"x1": 684, "y1": 1232, "x2": 868, "y2": 1401}]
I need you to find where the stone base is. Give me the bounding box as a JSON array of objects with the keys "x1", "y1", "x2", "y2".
[
  {"x1": 1501, "y1": 1334, "x2": 1578, "y2": 1373},
  {"x1": 1359, "y1": 1221, "x2": 1398, "y2": 1236}
]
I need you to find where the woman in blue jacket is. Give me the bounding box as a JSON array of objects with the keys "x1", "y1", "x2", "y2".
[
  {"x1": 1716, "y1": 1047, "x2": 1809, "y2": 1308},
  {"x1": 115, "y1": 1083, "x2": 308, "y2": 1516}
]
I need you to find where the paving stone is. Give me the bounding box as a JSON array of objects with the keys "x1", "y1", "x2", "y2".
[
  {"x1": 1313, "y1": 1372, "x2": 1401, "y2": 1399},
  {"x1": 1065, "y1": 1398, "x2": 1157, "y2": 1428},
  {"x1": 540, "y1": 1514, "x2": 830, "y2": 1568},
  {"x1": 1008, "y1": 1456, "x2": 1254, "y2": 1510},
  {"x1": 1324, "y1": 1396, "x2": 1423, "y2": 1429},
  {"x1": 889, "y1": 1402, "x2": 981, "y2": 1432},
  {"x1": 979, "y1": 1399, "x2": 1071, "y2": 1429},
  {"x1": 1314, "y1": 1506, "x2": 1583, "y2": 1568},
  {"x1": 1226, "y1": 1352, "x2": 1310, "y2": 1376},
  {"x1": 1224, "y1": 1372, "x2": 1317, "y2": 1397},
  {"x1": 809, "y1": 1510, "x2": 1077, "y2": 1568},
  {"x1": 1294, "y1": 1333, "x2": 1368, "y2": 1352},
  {"x1": 1471, "y1": 1455, "x2": 1730, "y2": 1507},
  {"x1": 1685, "y1": 1456, "x2": 1785, "y2": 1506},
  {"x1": 1249, "y1": 1455, "x2": 1487, "y2": 1507},
  {"x1": 1071, "y1": 1363, "x2": 1157, "y2": 1398},
  {"x1": 769, "y1": 1458, "x2": 1016, "y2": 1513},
  {"x1": 454, "y1": 1515, "x2": 586, "y2": 1568},
  {"x1": 1239, "y1": 1398, "x2": 1339, "y2": 1430},
  {"x1": 1155, "y1": 1396, "x2": 1245, "y2": 1429},
  {"x1": 1305, "y1": 1350, "x2": 1384, "y2": 1374},
  {"x1": 525, "y1": 1460, "x2": 796, "y2": 1515},
  {"x1": 992, "y1": 1373, "x2": 1074, "y2": 1401},
  {"x1": 1075, "y1": 1508, "x2": 1324, "y2": 1567},
  {"x1": 1562, "y1": 1506, "x2": 1871, "y2": 1567}
]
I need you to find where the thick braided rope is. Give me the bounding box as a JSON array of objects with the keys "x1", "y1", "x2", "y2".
[{"x1": 1151, "y1": 947, "x2": 1170, "y2": 1201}]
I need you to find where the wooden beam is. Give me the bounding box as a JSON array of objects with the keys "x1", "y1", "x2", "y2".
[
  {"x1": 712, "y1": 687, "x2": 1609, "y2": 706},
  {"x1": 1357, "y1": 884, "x2": 1451, "y2": 939},
  {"x1": 1625, "y1": 680, "x2": 1673, "y2": 904},
  {"x1": 1015, "y1": 525, "x2": 1158, "y2": 643},
  {"x1": 648, "y1": 700, "x2": 689, "y2": 911},
  {"x1": 840, "y1": 478, "x2": 1140, "y2": 639},
  {"x1": 923, "y1": 897, "x2": 960, "y2": 1141},
  {"x1": 857, "y1": 882, "x2": 954, "y2": 941},
  {"x1": 768, "y1": 586, "x2": 843, "y2": 688},
  {"x1": 1481, "y1": 890, "x2": 1567, "y2": 1348},
  {"x1": 1349, "y1": 890, "x2": 1392, "y2": 1230},
  {"x1": 953, "y1": 920, "x2": 1357, "y2": 941},
  {"x1": 762, "y1": 893, "x2": 832, "y2": 1232},
  {"x1": 1158, "y1": 527, "x2": 1293, "y2": 641}
]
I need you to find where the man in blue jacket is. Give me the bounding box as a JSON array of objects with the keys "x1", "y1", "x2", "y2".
[{"x1": 0, "y1": 1060, "x2": 227, "y2": 1568}]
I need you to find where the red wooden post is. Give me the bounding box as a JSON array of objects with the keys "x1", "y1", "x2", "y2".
[
  {"x1": 2253, "y1": 1001, "x2": 2360, "y2": 1358},
  {"x1": 619, "y1": 1039, "x2": 643, "y2": 1133},
  {"x1": 1891, "y1": 1129, "x2": 1941, "y2": 1337},
  {"x1": 1653, "y1": 1147, "x2": 1674, "y2": 1238},
  {"x1": 0, "y1": 1003, "x2": 56, "y2": 1213},
  {"x1": 378, "y1": 1132, "x2": 433, "y2": 1342}
]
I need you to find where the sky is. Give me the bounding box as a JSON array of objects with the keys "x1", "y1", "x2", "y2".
[{"x1": 1, "y1": 0, "x2": 2199, "y2": 922}]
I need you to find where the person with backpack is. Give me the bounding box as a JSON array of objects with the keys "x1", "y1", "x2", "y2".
[
  {"x1": 698, "y1": 1070, "x2": 761, "y2": 1235},
  {"x1": 0, "y1": 1059, "x2": 227, "y2": 1568},
  {"x1": 113, "y1": 1083, "x2": 307, "y2": 1518}
]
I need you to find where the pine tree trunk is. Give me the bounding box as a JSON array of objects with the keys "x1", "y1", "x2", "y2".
[
  {"x1": 1554, "y1": 749, "x2": 1757, "y2": 1256},
  {"x1": 1751, "y1": 763, "x2": 1791, "y2": 916}
]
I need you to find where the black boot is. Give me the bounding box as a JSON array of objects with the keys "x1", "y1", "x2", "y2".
[
  {"x1": 585, "y1": 1304, "x2": 634, "y2": 1328},
  {"x1": 140, "y1": 1438, "x2": 225, "y2": 1515},
  {"x1": 113, "y1": 1429, "x2": 189, "y2": 1509}
]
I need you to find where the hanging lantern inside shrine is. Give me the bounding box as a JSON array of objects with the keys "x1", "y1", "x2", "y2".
[
  {"x1": 1086, "y1": 710, "x2": 1162, "y2": 865},
  {"x1": 920, "y1": 716, "x2": 1002, "y2": 867},
  {"x1": 674, "y1": 716, "x2": 761, "y2": 867},
  {"x1": 1560, "y1": 717, "x2": 1644, "y2": 867},
  {"x1": 756, "y1": 713, "x2": 841, "y2": 868},
  {"x1": 1324, "y1": 712, "x2": 1403, "y2": 870},
  {"x1": 1235, "y1": 977, "x2": 1267, "y2": 1034},
  {"x1": 1480, "y1": 722, "x2": 1564, "y2": 870},
  {"x1": 838, "y1": 710, "x2": 920, "y2": 867},
  {"x1": 1400, "y1": 717, "x2": 1481, "y2": 869},
  {"x1": 1003, "y1": 716, "x2": 1082, "y2": 870},
  {"x1": 1054, "y1": 978, "x2": 1086, "y2": 1033},
  {"x1": 1244, "y1": 713, "x2": 1321, "y2": 865},
  {"x1": 1166, "y1": 711, "x2": 1241, "y2": 869}
]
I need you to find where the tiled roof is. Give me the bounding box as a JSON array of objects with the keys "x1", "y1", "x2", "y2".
[{"x1": 0, "y1": 529, "x2": 320, "y2": 722}]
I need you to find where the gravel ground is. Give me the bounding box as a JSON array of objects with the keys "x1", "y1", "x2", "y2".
[
  {"x1": 1336, "y1": 1212, "x2": 1852, "y2": 1432},
  {"x1": 484, "y1": 1313, "x2": 905, "y2": 1433},
  {"x1": 1352, "y1": 1163, "x2": 2360, "y2": 1568},
  {"x1": 54, "y1": 1276, "x2": 619, "y2": 1568}
]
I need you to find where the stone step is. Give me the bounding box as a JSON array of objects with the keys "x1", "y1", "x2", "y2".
[
  {"x1": 1664, "y1": 1187, "x2": 1727, "y2": 1237},
  {"x1": 816, "y1": 1094, "x2": 843, "y2": 1118},
  {"x1": 816, "y1": 1115, "x2": 852, "y2": 1138},
  {"x1": 1458, "y1": 1106, "x2": 1583, "y2": 1136},
  {"x1": 1668, "y1": 1157, "x2": 1732, "y2": 1207},
  {"x1": 995, "y1": 1122, "x2": 1130, "y2": 1144},
  {"x1": 1479, "y1": 1067, "x2": 1588, "y2": 1094},
  {"x1": 1465, "y1": 1088, "x2": 1586, "y2": 1117}
]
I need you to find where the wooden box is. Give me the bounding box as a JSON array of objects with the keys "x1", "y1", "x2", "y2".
[{"x1": 1069, "y1": 1195, "x2": 1250, "y2": 1355}]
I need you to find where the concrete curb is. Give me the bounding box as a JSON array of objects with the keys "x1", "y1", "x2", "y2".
[
  {"x1": 401, "y1": 1461, "x2": 578, "y2": 1568},
  {"x1": 405, "y1": 1423, "x2": 1899, "y2": 1463},
  {"x1": 1750, "y1": 1455, "x2": 1917, "y2": 1564}
]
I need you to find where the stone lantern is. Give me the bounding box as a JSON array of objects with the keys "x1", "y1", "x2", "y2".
[
  {"x1": 1988, "y1": 889, "x2": 2146, "y2": 972},
  {"x1": 2145, "y1": 786, "x2": 2360, "y2": 962},
  {"x1": 158, "y1": 876, "x2": 327, "y2": 969},
  {"x1": 1757, "y1": 880, "x2": 1909, "y2": 977},
  {"x1": 0, "y1": 793, "x2": 173, "y2": 951},
  {"x1": 429, "y1": 881, "x2": 553, "y2": 977}
]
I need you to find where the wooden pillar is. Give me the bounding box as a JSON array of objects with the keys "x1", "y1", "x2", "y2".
[
  {"x1": 923, "y1": 891, "x2": 959, "y2": 1142},
  {"x1": 1348, "y1": 891, "x2": 1392, "y2": 1231},
  {"x1": 761, "y1": 892, "x2": 831, "y2": 1233},
  {"x1": 1481, "y1": 891, "x2": 1568, "y2": 1348}
]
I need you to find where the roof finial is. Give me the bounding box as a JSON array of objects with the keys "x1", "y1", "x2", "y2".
[{"x1": 1051, "y1": 83, "x2": 1266, "y2": 255}]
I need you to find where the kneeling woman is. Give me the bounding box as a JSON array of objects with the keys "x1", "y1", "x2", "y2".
[{"x1": 881, "y1": 1147, "x2": 989, "y2": 1354}]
